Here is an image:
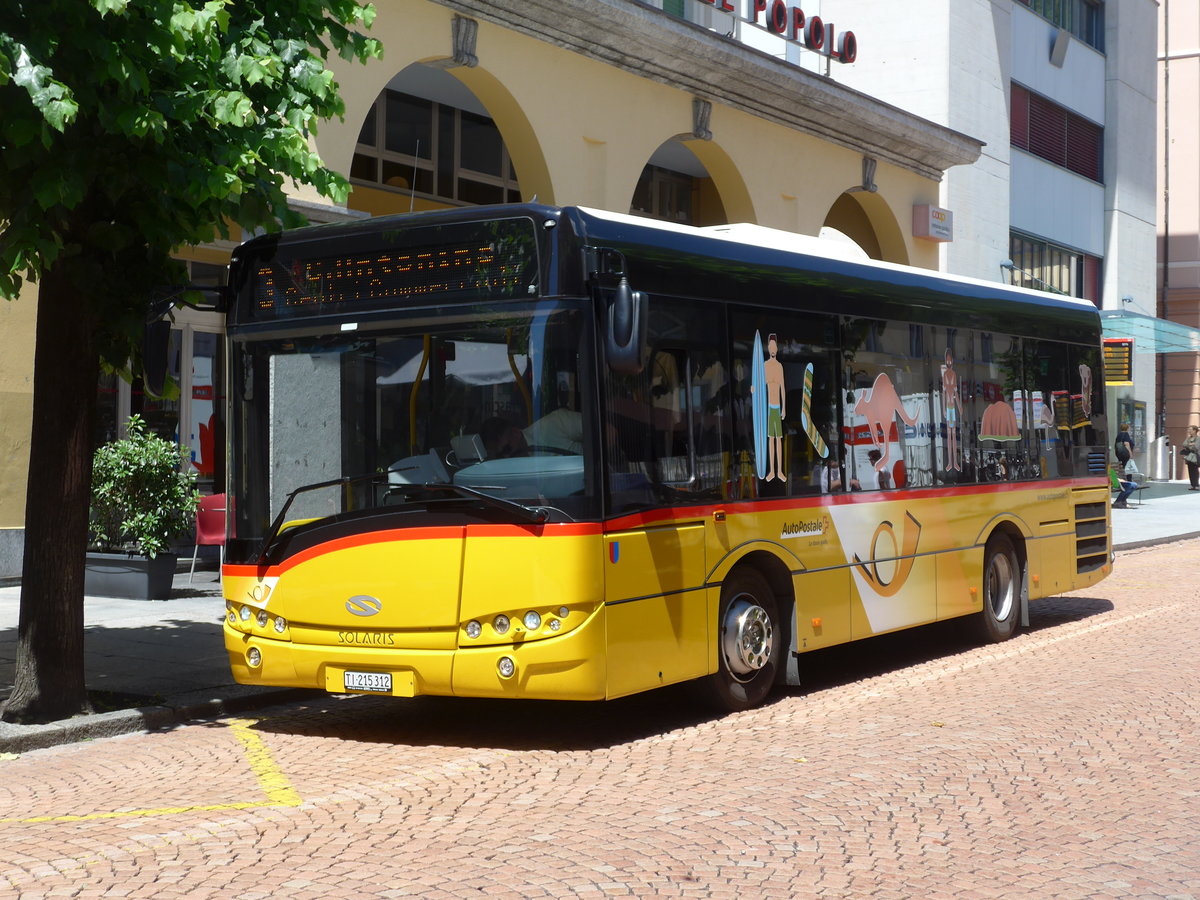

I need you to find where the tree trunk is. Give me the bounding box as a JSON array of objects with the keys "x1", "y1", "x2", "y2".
[{"x1": 1, "y1": 264, "x2": 100, "y2": 724}]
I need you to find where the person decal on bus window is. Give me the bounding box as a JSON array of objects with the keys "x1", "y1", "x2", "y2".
[
  {"x1": 941, "y1": 347, "x2": 961, "y2": 472},
  {"x1": 764, "y1": 334, "x2": 787, "y2": 481}
]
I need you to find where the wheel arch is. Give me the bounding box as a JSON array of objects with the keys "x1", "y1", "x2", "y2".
[
  {"x1": 706, "y1": 542, "x2": 799, "y2": 591},
  {"x1": 710, "y1": 547, "x2": 797, "y2": 686},
  {"x1": 982, "y1": 520, "x2": 1030, "y2": 628}
]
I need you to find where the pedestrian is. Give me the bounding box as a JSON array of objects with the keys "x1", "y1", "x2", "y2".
[
  {"x1": 1114, "y1": 421, "x2": 1134, "y2": 472},
  {"x1": 1182, "y1": 424, "x2": 1200, "y2": 490}
]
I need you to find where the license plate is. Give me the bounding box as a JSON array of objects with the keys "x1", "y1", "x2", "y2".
[{"x1": 344, "y1": 671, "x2": 392, "y2": 694}]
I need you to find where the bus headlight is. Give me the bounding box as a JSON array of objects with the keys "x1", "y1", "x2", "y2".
[
  {"x1": 239, "y1": 605, "x2": 252, "y2": 621},
  {"x1": 273, "y1": 616, "x2": 287, "y2": 634},
  {"x1": 465, "y1": 620, "x2": 482, "y2": 639},
  {"x1": 497, "y1": 656, "x2": 515, "y2": 678},
  {"x1": 246, "y1": 647, "x2": 262, "y2": 668},
  {"x1": 523, "y1": 610, "x2": 542, "y2": 630},
  {"x1": 493, "y1": 615, "x2": 510, "y2": 635},
  {"x1": 256, "y1": 610, "x2": 269, "y2": 628}
]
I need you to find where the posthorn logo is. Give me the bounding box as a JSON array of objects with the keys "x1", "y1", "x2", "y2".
[{"x1": 345, "y1": 595, "x2": 382, "y2": 617}]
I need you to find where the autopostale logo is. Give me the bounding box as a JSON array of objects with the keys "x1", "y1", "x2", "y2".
[
  {"x1": 852, "y1": 510, "x2": 922, "y2": 598},
  {"x1": 345, "y1": 595, "x2": 382, "y2": 617}
]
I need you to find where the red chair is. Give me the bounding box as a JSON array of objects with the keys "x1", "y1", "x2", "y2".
[{"x1": 189, "y1": 493, "x2": 227, "y2": 582}]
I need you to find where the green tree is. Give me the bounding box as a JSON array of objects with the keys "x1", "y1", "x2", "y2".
[{"x1": 0, "y1": 0, "x2": 381, "y2": 723}]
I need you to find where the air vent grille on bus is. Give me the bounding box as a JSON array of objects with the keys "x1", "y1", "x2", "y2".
[{"x1": 1074, "y1": 500, "x2": 1109, "y2": 573}]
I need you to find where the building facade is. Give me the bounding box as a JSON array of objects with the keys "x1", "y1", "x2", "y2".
[
  {"x1": 1158, "y1": 0, "x2": 1200, "y2": 468},
  {"x1": 4, "y1": 0, "x2": 1160, "y2": 574},
  {"x1": 824, "y1": 0, "x2": 1159, "y2": 471}
]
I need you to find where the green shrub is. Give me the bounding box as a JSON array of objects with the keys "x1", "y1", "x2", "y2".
[{"x1": 90, "y1": 415, "x2": 199, "y2": 558}]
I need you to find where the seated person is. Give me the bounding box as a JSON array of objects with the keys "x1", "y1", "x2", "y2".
[
  {"x1": 821, "y1": 456, "x2": 861, "y2": 493},
  {"x1": 523, "y1": 407, "x2": 583, "y2": 454},
  {"x1": 480, "y1": 417, "x2": 530, "y2": 459},
  {"x1": 1111, "y1": 466, "x2": 1137, "y2": 509},
  {"x1": 480, "y1": 408, "x2": 584, "y2": 459}
]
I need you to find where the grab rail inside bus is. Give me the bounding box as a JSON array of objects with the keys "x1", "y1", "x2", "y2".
[{"x1": 408, "y1": 335, "x2": 431, "y2": 455}]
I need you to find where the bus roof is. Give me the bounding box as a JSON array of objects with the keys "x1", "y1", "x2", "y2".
[
  {"x1": 232, "y1": 202, "x2": 1100, "y2": 340},
  {"x1": 569, "y1": 205, "x2": 1099, "y2": 314}
]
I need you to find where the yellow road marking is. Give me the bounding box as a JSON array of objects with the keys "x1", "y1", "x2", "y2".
[
  {"x1": 228, "y1": 717, "x2": 302, "y2": 806},
  {"x1": 0, "y1": 717, "x2": 301, "y2": 824}
]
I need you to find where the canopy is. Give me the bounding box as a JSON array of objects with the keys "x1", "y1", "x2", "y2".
[{"x1": 1100, "y1": 310, "x2": 1200, "y2": 354}]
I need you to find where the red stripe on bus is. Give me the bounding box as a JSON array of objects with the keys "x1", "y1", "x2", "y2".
[
  {"x1": 602, "y1": 477, "x2": 1102, "y2": 532},
  {"x1": 223, "y1": 521, "x2": 602, "y2": 578},
  {"x1": 223, "y1": 476, "x2": 1102, "y2": 576}
]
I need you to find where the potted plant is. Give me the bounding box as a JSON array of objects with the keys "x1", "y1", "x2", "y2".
[{"x1": 85, "y1": 415, "x2": 200, "y2": 600}]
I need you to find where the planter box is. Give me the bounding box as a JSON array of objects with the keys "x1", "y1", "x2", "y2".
[{"x1": 85, "y1": 551, "x2": 178, "y2": 600}]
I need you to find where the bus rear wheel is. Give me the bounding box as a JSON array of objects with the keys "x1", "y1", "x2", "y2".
[
  {"x1": 976, "y1": 533, "x2": 1020, "y2": 643},
  {"x1": 703, "y1": 568, "x2": 781, "y2": 711}
]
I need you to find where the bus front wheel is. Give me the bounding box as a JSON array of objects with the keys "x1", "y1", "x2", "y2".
[
  {"x1": 704, "y1": 568, "x2": 781, "y2": 711},
  {"x1": 976, "y1": 533, "x2": 1020, "y2": 643}
]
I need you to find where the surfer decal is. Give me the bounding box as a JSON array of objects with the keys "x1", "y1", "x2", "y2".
[
  {"x1": 750, "y1": 331, "x2": 829, "y2": 483},
  {"x1": 940, "y1": 348, "x2": 961, "y2": 472},
  {"x1": 750, "y1": 332, "x2": 786, "y2": 481}
]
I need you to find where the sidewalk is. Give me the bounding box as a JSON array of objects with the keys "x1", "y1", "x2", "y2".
[
  {"x1": 3, "y1": 483, "x2": 1200, "y2": 754},
  {"x1": 0, "y1": 567, "x2": 309, "y2": 754}
]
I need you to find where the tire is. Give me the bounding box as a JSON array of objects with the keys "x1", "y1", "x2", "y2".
[
  {"x1": 976, "y1": 533, "x2": 1021, "y2": 643},
  {"x1": 702, "y1": 568, "x2": 782, "y2": 711}
]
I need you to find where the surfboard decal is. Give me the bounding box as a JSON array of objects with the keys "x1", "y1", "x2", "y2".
[
  {"x1": 751, "y1": 331, "x2": 768, "y2": 480},
  {"x1": 800, "y1": 362, "x2": 829, "y2": 458}
]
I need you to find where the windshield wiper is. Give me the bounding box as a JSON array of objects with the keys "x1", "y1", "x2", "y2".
[
  {"x1": 392, "y1": 481, "x2": 550, "y2": 525},
  {"x1": 256, "y1": 471, "x2": 553, "y2": 562},
  {"x1": 256, "y1": 472, "x2": 385, "y2": 563}
]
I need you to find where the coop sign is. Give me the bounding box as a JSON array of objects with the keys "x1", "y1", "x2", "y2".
[{"x1": 698, "y1": 0, "x2": 859, "y2": 63}]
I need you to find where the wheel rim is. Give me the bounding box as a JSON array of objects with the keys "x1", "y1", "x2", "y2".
[
  {"x1": 720, "y1": 595, "x2": 773, "y2": 680},
  {"x1": 985, "y1": 551, "x2": 1015, "y2": 621}
]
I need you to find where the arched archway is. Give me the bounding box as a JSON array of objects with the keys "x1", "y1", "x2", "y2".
[
  {"x1": 339, "y1": 62, "x2": 552, "y2": 216},
  {"x1": 628, "y1": 139, "x2": 754, "y2": 227},
  {"x1": 821, "y1": 191, "x2": 909, "y2": 264}
]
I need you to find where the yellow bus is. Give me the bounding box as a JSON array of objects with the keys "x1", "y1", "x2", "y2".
[{"x1": 220, "y1": 204, "x2": 1112, "y2": 711}]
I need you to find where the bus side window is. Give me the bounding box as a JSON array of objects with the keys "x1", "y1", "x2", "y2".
[
  {"x1": 730, "y1": 309, "x2": 837, "y2": 498},
  {"x1": 842, "y1": 318, "x2": 925, "y2": 491},
  {"x1": 605, "y1": 300, "x2": 728, "y2": 507}
]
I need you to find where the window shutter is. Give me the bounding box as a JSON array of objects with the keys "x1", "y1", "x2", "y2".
[
  {"x1": 1066, "y1": 115, "x2": 1102, "y2": 181},
  {"x1": 1011, "y1": 83, "x2": 1103, "y2": 182},
  {"x1": 1010, "y1": 84, "x2": 1030, "y2": 149}
]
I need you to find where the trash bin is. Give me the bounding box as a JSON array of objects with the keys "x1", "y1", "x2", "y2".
[{"x1": 1148, "y1": 434, "x2": 1170, "y2": 481}]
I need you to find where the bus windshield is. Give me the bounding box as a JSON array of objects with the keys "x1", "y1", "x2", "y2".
[{"x1": 228, "y1": 299, "x2": 596, "y2": 560}]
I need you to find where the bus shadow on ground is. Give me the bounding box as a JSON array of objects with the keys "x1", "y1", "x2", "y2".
[
  {"x1": 248, "y1": 595, "x2": 1116, "y2": 752},
  {"x1": 790, "y1": 594, "x2": 1114, "y2": 696},
  {"x1": 247, "y1": 683, "x2": 722, "y2": 753}
]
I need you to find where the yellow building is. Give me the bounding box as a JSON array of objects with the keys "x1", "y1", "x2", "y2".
[{"x1": 0, "y1": 0, "x2": 980, "y2": 578}]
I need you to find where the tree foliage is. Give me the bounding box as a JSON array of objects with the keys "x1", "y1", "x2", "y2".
[
  {"x1": 0, "y1": 0, "x2": 381, "y2": 723},
  {"x1": 0, "y1": 0, "x2": 380, "y2": 362}
]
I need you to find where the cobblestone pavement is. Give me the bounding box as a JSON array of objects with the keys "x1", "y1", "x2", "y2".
[{"x1": 2, "y1": 541, "x2": 1198, "y2": 900}]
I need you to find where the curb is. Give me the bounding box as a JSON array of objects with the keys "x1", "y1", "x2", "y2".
[
  {"x1": 0, "y1": 687, "x2": 316, "y2": 755},
  {"x1": 1113, "y1": 530, "x2": 1200, "y2": 553}
]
